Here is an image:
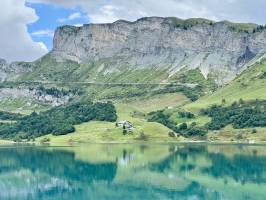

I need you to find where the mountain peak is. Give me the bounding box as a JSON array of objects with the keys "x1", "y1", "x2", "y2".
[{"x1": 49, "y1": 17, "x2": 266, "y2": 85}]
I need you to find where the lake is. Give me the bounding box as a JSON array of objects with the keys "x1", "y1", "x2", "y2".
[{"x1": 0, "y1": 144, "x2": 266, "y2": 200}]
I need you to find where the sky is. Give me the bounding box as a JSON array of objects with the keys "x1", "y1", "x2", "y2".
[{"x1": 1, "y1": 0, "x2": 266, "y2": 62}]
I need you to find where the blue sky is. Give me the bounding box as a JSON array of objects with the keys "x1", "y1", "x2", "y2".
[{"x1": 27, "y1": 2, "x2": 89, "y2": 50}]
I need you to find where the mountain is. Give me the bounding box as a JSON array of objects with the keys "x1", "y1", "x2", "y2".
[
  {"x1": 50, "y1": 17, "x2": 266, "y2": 85},
  {"x1": 1, "y1": 17, "x2": 265, "y2": 86},
  {"x1": 1, "y1": 17, "x2": 266, "y2": 105},
  {"x1": 0, "y1": 17, "x2": 266, "y2": 142}
]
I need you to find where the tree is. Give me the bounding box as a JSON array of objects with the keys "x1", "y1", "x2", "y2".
[
  {"x1": 179, "y1": 123, "x2": 188, "y2": 130},
  {"x1": 191, "y1": 122, "x2": 197, "y2": 127}
]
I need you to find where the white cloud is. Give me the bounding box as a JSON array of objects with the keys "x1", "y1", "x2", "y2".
[
  {"x1": 37, "y1": 42, "x2": 48, "y2": 51},
  {"x1": 73, "y1": 24, "x2": 83, "y2": 27},
  {"x1": 58, "y1": 12, "x2": 82, "y2": 23},
  {"x1": 31, "y1": 29, "x2": 54, "y2": 37},
  {"x1": 69, "y1": 12, "x2": 82, "y2": 20},
  {"x1": 0, "y1": 0, "x2": 48, "y2": 62},
  {"x1": 89, "y1": 5, "x2": 120, "y2": 23},
  {"x1": 28, "y1": 0, "x2": 266, "y2": 25}
]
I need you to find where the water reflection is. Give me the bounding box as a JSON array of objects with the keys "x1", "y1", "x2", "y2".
[{"x1": 0, "y1": 144, "x2": 266, "y2": 200}]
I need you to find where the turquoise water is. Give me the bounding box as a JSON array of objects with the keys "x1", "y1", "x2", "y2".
[{"x1": 0, "y1": 144, "x2": 266, "y2": 200}]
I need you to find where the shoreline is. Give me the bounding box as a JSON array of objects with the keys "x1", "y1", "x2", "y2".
[{"x1": 1, "y1": 139, "x2": 266, "y2": 146}]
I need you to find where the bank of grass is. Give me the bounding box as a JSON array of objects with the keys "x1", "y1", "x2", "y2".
[
  {"x1": 171, "y1": 115, "x2": 211, "y2": 126},
  {"x1": 0, "y1": 139, "x2": 14, "y2": 145},
  {"x1": 208, "y1": 126, "x2": 266, "y2": 143},
  {"x1": 35, "y1": 93, "x2": 266, "y2": 145},
  {"x1": 185, "y1": 59, "x2": 266, "y2": 112},
  {"x1": 35, "y1": 102, "x2": 187, "y2": 145},
  {"x1": 121, "y1": 93, "x2": 189, "y2": 113}
]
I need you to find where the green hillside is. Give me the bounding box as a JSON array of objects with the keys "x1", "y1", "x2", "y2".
[
  {"x1": 186, "y1": 57, "x2": 266, "y2": 111},
  {"x1": 0, "y1": 53, "x2": 266, "y2": 144}
]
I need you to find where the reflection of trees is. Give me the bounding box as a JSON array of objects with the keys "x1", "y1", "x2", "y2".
[
  {"x1": 147, "y1": 144, "x2": 266, "y2": 199},
  {"x1": 149, "y1": 145, "x2": 207, "y2": 172},
  {"x1": 202, "y1": 153, "x2": 266, "y2": 184},
  {"x1": 0, "y1": 147, "x2": 117, "y2": 183},
  {"x1": 150, "y1": 144, "x2": 266, "y2": 184},
  {"x1": 146, "y1": 145, "x2": 222, "y2": 199},
  {"x1": 1, "y1": 145, "x2": 266, "y2": 199}
]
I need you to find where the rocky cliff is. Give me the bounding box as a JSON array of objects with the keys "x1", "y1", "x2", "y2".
[
  {"x1": 0, "y1": 59, "x2": 32, "y2": 82},
  {"x1": 52, "y1": 17, "x2": 266, "y2": 85}
]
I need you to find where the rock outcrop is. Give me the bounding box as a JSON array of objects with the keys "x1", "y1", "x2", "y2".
[
  {"x1": 52, "y1": 17, "x2": 266, "y2": 85},
  {"x1": 0, "y1": 87, "x2": 74, "y2": 107},
  {"x1": 0, "y1": 59, "x2": 32, "y2": 82}
]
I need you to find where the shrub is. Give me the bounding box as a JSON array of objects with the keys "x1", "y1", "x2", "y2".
[
  {"x1": 138, "y1": 131, "x2": 148, "y2": 141},
  {"x1": 123, "y1": 129, "x2": 127, "y2": 135},
  {"x1": 179, "y1": 123, "x2": 188, "y2": 130},
  {"x1": 168, "y1": 131, "x2": 177, "y2": 137},
  {"x1": 40, "y1": 137, "x2": 50, "y2": 143}
]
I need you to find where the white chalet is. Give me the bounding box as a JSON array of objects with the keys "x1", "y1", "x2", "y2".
[{"x1": 117, "y1": 120, "x2": 133, "y2": 129}]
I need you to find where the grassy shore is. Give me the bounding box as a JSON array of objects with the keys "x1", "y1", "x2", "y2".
[{"x1": 0, "y1": 140, "x2": 14, "y2": 145}]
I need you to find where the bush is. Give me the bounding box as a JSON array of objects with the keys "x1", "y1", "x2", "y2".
[
  {"x1": 122, "y1": 129, "x2": 127, "y2": 135},
  {"x1": 179, "y1": 123, "x2": 188, "y2": 130},
  {"x1": 148, "y1": 110, "x2": 175, "y2": 130},
  {"x1": 138, "y1": 131, "x2": 148, "y2": 141},
  {"x1": 40, "y1": 137, "x2": 50, "y2": 143},
  {"x1": 178, "y1": 111, "x2": 195, "y2": 119},
  {"x1": 191, "y1": 122, "x2": 197, "y2": 127},
  {"x1": 148, "y1": 110, "x2": 207, "y2": 138},
  {"x1": 168, "y1": 131, "x2": 177, "y2": 137},
  {"x1": 0, "y1": 111, "x2": 23, "y2": 120}
]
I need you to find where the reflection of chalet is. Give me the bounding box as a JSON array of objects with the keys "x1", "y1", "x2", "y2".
[{"x1": 117, "y1": 120, "x2": 133, "y2": 129}]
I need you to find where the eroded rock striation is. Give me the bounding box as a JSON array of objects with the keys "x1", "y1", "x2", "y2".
[{"x1": 52, "y1": 17, "x2": 266, "y2": 84}]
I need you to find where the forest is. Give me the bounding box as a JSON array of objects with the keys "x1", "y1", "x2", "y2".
[
  {"x1": 148, "y1": 99, "x2": 266, "y2": 136},
  {"x1": 201, "y1": 99, "x2": 266, "y2": 130},
  {"x1": 0, "y1": 101, "x2": 117, "y2": 140}
]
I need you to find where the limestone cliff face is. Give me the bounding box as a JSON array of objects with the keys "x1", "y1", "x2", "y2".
[
  {"x1": 0, "y1": 59, "x2": 32, "y2": 82},
  {"x1": 52, "y1": 17, "x2": 266, "y2": 85}
]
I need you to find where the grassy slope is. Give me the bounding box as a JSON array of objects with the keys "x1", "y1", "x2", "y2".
[
  {"x1": 2, "y1": 52, "x2": 266, "y2": 144},
  {"x1": 140, "y1": 59, "x2": 266, "y2": 142},
  {"x1": 186, "y1": 58, "x2": 266, "y2": 112},
  {"x1": 174, "y1": 58, "x2": 266, "y2": 141},
  {"x1": 19, "y1": 54, "x2": 169, "y2": 84},
  {"x1": 121, "y1": 93, "x2": 189, "y2": 113},
  {"x1": 36, "y1": 93, "x2": 189, "y2": 145},
  {"x1": 0, "y1": 97, "x2": 48, "y2": 114}
]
